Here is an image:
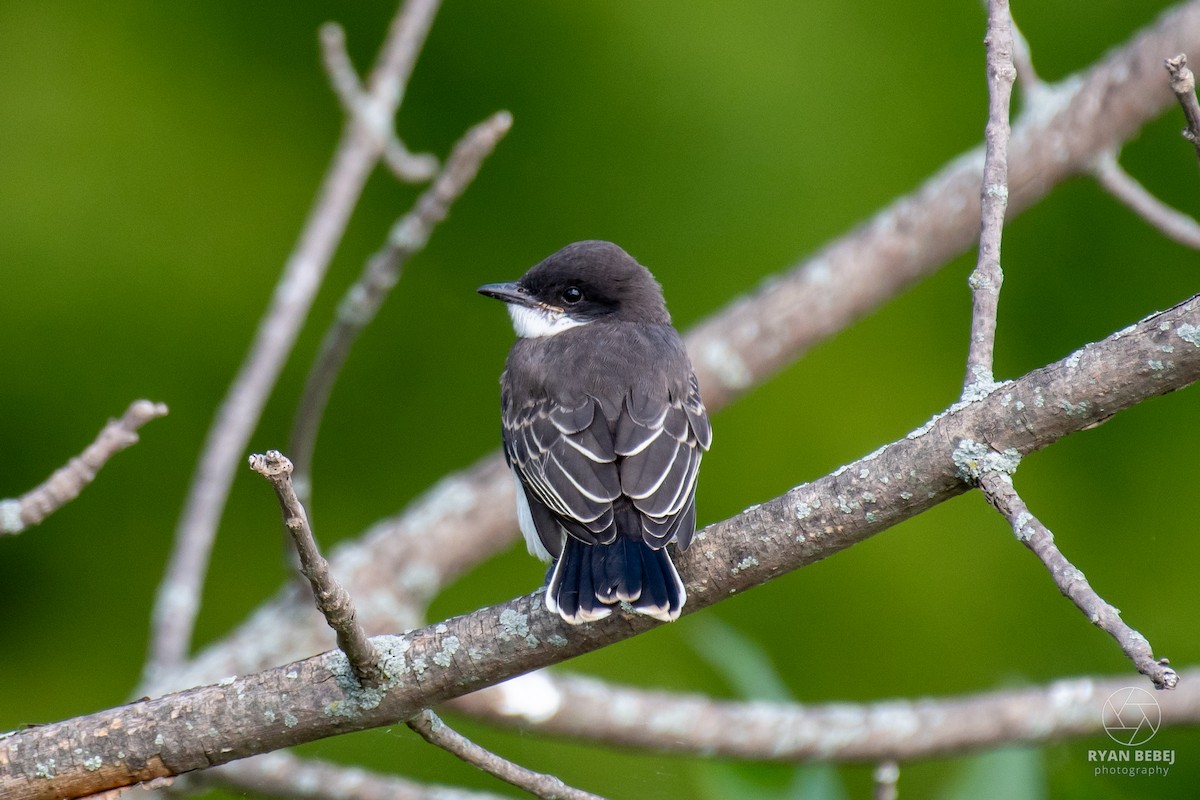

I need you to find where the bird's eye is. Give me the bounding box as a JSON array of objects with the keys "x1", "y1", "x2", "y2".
[{"x1": 562, "y1": 286, "x2": 583, "y2": 304}]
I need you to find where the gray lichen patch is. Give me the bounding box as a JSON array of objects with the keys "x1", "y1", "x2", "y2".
[
  {"x1": 793, "y1": 494, "x2": 820, "y2": 520},
  {"x1": 498, "y1": 609, "x2": 531, "y2": 643},
  {"x1": 1176, "y1": 322, "x2": 1200, "y2": 347},
  {"x1": 731, "y1": 555, "x2": 760, "y2": 575},
  {"x1": 433, "y1": 635, "x2": 460, "y2": 668},
  {"x1": 952, "y1": 439, "x2": 1021, "y2": 483},
  {"x1": 1058, "y1": 399, "x2": 1090, "y2": 417},
  {"x1": 835, "y1": 495, "x2": 860, "y2": 514},
  {"x1": 323, "y1": 637, "x2": 409, "y2": 718}
]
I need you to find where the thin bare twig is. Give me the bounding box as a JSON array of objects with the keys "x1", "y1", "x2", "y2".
[
  {"x1": 1164, "y1": 53, "x2": 1200, "y2": 163},
  {"x1": 1009, "y1": 14, "x2": 1043, "y2": 95},
  {"x1": 289, "y1": 110, "x2": 513, "y2": 494},
  {"x1": 206, "y1": 751, "x2": 514, "y2": 800},
  {"x1": 964, "y1": 0, "x2": 1016, "y2": 396},
  {"x1": 249, "y1": 450, "x2": 381, "y2": 688},
  {"x1": 0, "y1": 400, "x2": 168, "y2": 536},
  {"x1": 1092, "y1": 150, "x2": 1200, "y2": 249},
  {"x1": 145, "y1": 0, "x2": 443, "y2": 685},
  {"x1": 980, "y1": 472, "x2": 1178, "y2": 690},
  {"x1": 406, "y1": 709, "x2": 606, "y2": 800},
  {"x1": 873, "y1": 762, "x2": 899, "y2": 800},
  {"x1": 319, "y1": 22, "x2": 438, "y2": 182}
]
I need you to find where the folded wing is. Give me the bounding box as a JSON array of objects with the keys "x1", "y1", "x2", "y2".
[
  {"x1": 615, "y1": 372, "x2": 711, "y2": 551},
  {"x1": 503, "y1": 396, "x2": 620, "y2": 557}
]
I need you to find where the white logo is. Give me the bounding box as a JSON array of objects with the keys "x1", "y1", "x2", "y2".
[{"x1": 1102, "y1": 687, "x2": 1161, "y2": 746}]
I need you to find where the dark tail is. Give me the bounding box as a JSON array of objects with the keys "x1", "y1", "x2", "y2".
[{"x1": 545, "y1": 536, "x2": 686, "y2": 624}]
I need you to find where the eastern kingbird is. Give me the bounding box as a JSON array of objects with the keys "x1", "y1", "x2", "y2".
[{"x1": 479, "y1": 241, "x2": 712, "y2": 624}]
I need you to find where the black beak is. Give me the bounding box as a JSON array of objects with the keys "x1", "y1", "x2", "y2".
[{"x1": 477, "y1": 281, "x2": 535, "y2": 307}]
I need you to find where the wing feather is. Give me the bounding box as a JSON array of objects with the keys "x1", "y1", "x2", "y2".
[
  {"x1": 616, "y1": 377, "x2": 710, "y2": 548},
  {"x1": 504, "y1": 396, "x2": 620, "y2": 553},
  {"x1": 503, "y1": 367, "x2": 712, "y2": 565}
]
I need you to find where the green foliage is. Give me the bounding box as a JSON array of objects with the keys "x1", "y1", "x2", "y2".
[
  {"x1": 937, "y1": 748, "x2": 1046, "y2": 800},
  {"x1": 1, "y1": 2, "x2": 1197, "y2": 798}
]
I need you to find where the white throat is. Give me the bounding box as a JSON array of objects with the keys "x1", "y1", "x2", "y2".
[{"x1": 508, "y1": 303, "x2": 592, "y2": 338}]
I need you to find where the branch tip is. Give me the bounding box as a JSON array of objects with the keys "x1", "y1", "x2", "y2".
[
  {"x1": 289, "y1": 106, "x2": 512, "y2": 489},
  {"x1": 1164, "y1": 52, "x2": 1200, "y2": 162},
  {"x1": 1091, "y1": 150, "x2": 1200, "y2": 250},
  {"x1": 980, "y1": 473, "x2": 1177, "y2": 690},
  {"x1": 318, "y1": 21, "x2": 345, "y2": 49},
  {"x1": 1, "y1": 399, "x2": 169, "y2": 536},
  {"x1": 248, "y1": 449, "x2": 294, "y2": 479},
  {"x1": 250, "y1": 448, "x2": 381, "y2": 688}
]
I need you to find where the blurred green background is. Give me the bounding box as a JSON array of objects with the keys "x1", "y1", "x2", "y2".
[{"x1": 1, "y1": 1, "x2": 1197, "y2": 798}]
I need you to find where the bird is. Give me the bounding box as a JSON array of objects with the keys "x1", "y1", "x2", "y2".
[{"x1": 478, "y1": 240, "x2": 711, "y2": 624}]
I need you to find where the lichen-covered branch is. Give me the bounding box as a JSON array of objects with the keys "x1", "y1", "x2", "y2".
[
  {"x1": 0, "y1": 400, "x2": 167, "y2": 536},
  {"x1": 8, "y1": 294, "x2": 1200, "y2": 800}
]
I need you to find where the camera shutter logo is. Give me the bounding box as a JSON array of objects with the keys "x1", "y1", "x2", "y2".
[{"x1": 1102, "y1": 687, "x2": 1161, "y2": 746}]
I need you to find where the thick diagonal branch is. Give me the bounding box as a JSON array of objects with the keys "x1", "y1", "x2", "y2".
[
  {"x1": 9, "y1": 294, "x2": 1200, "y2": 800},
  {"x1": 143, "y1": 6, "x2": 1200, "y2": 698}
]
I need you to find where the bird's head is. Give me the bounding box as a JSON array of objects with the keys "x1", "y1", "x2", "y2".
[{"x1": 478, "y1": 241, "x2": 670, "y2": 338}]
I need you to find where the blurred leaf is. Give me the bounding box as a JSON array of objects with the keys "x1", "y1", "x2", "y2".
[
  {"x1": 788, "y1": 764, "x2": 849, "y2": 800},
  {"x1": 698, "y1": 762, "x2": 847, "y2": 800},
  {"x1": 688, "y1": 617, "x2": 848, "y2": 799},
  {"x1": 686, "y1": 614, "x2": 794, "y2": 702},
  {"x1": 936, "y1": 747, "x2": 1046, "y2": 800}
]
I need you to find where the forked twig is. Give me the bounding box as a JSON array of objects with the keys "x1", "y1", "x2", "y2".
[
  {"x1": 289, "y1": 110, "x2": 513, "y2": 494},
  {"x1": 145, "y1": 0, "x2": 443, "y2": 684}
]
